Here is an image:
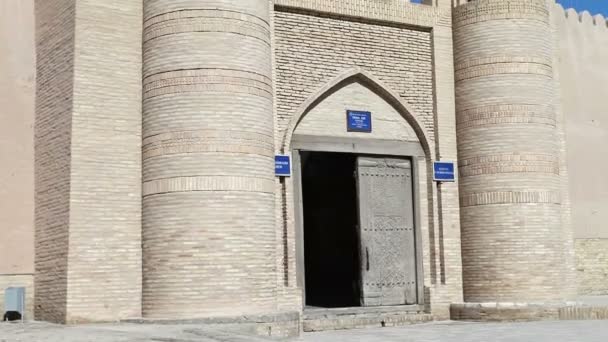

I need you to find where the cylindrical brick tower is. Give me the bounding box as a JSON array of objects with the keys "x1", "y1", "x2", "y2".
[
  {"x1": 453, "y1": 0, "x2": 575, "y2": 303},
  {"x1": 142, "y1": 0, "x2": 276, "y2": 318}
]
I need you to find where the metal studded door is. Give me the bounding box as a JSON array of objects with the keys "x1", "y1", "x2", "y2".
[{"x1": 356, "y1": 157, "x2": 417, "y2": 306}]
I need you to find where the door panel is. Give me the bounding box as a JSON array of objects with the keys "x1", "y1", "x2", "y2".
[{"x1": 356, "y1": 157, "x2": 417, "y2": 306}]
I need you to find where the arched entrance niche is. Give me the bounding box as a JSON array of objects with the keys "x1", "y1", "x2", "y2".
[
  {"x1": 282, "y1": 68, "x2": 435, "y2": 310},
  {"x1": 282, "y1": 68, "x2": 432, "y2": 156}
]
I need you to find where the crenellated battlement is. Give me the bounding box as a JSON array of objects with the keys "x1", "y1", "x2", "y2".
[
  {"x1": 553, "y1": 2, "x2": 608, "y2": 30},
  {"x1": 454, "y1": 0, "x2": 607, "y2": 31}
]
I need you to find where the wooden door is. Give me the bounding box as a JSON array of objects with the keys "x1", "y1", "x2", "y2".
[{"x1": 356, "y1": 157, "x2": 417, "y2": 306}]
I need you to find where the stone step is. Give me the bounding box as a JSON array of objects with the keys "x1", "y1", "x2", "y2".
[
  {"x1": 451, "y1": 302, "x2": 608, "y2": 322},
  {"x1": 303, "y1": 305, "x2": 432, "y2": 332}
]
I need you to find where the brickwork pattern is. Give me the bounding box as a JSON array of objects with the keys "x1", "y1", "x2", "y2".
[
  {"x1": 273, "y1": 4, "x2": 463, "y2": 318},
  {"x1": 451, "y1": 302, "x2": 608, "y2": 321},
  {"x1": 274, "y1": 10, "x2": 434, "y2": 140},
  {"x1": 65, "y1": 0, "x2": 143, "y2": 323},
  {"x1": 141, "y1": 0, "x2": 278, "y2": 318},
  {"x1": 549, "y1": 1, "x2": 577, "y2": 301},
  {"x1": 34, "y1": 0, "x2": 75, "y2": 323},
  {"x1": 575, "y1": 239, "x2": 608, "y2": 295},
  {"x1": 34, "y1": 0, "x2": 143, "y2": 323},
  {"x1": 430, "y1": 23, "x2": 464, "y2": 313},
  {"x1": 272, "y1": 8, "x2": 436, "y2": 307},
  {"x1": 293, "y1": 81, "x2": 420, "y2": 142},
  {"x1": 23, "y1": 0, "x2": 608, "y2": 326},
  {"x1": 453, "y1": 0, "x2": 575, "y2": 303},
  {"x1": 274, "y1": 0, "x2": 452, "y2": 28}
]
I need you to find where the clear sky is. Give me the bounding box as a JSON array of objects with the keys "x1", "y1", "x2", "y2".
[{"x1": 556, "y1": 0, "x2": 608, "y2": 16}]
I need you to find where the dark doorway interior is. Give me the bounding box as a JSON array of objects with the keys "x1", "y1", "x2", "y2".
[{"x1": 301, "y1": 151, "x2": 361, "y2": 308}]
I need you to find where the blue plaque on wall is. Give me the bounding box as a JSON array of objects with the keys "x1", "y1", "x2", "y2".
[
  {"x1": 433, "y1": 161, "x2": 456, "y2": 182},
  {"x1": 275, "y1": 155, "x2": 292, "y2": 177},
  {"x1": 347, "y1": 110, "x2": 372, "y2": 133}
]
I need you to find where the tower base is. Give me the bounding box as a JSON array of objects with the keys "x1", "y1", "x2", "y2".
[{"x1": 451, "y1": 302, "x2": 608, "y2": 322}]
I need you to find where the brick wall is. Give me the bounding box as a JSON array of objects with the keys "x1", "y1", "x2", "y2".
[
  {"x1": 65, "y1": 0, "x2": 143, "y2": 322},
  {"x1": 141, "y1": 0, "x2": 278, "y2": 318},
  {"x1": 34, "y1": 0, "x2": 143, "y2": 323},
  {"x1": 0, "y1": 0, "x2": 35, "y2": 278},
  {"x1": 453, "y1": 0, "x2": 576, "y2": 303},
  {"x1": 34, "y1": 0, "x2": 75, "y2": 323},
  {"x1": 273, "y1": 10, "x2": 435, "y2": 307},
  {"x1": 274, "y1": 8, "x2": 435, "y2": 139},
  {"x1": 554, "y1": 3, "x2": 608, "y2": 295},
  {"x1": 273, "y1": 3, "x2": 462, "y2": 317},
  {"x1": 576, "y1": 240, "x2": 608, "y2": 295},
  {"x1": 293, "y1": 81, "x2": 421, "y2": 142}
]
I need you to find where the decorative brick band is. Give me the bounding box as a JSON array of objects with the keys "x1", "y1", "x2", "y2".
[
  {"x1": 457, "y1": 104, "x2": 556, "y2": 129},
  {"x1": 143, "y1": 130, "x2": 274, "y2": 160},
  {"x1": 143, "y1": 176, "x2": 275, "y2": 196},
  {"x1": 144, "y1": 69, "x2": 272, "y2": 86},
  {"x1": 459, "y1": 153, "x2": 559, "y2": 177},
  {"x1": 143, "y1": 69, "x2": 273, "y2": 99},
  {"x1": 145, "y1": 83, "x2": 272, "y2": 99},
  {"x1": 454, "y1": 0, "x2": 549, "y2": 28},
  {"x1": 455, "y1": 62, "x2": 553, "y2": 82},
  {"x1": 459, "y1": 153, "x2": 558, "y2": 166},
  {"x1": 274, "y1": 0, "x2": 448, "y2": 29},
  {"x1": 144, "y1": 9, "x2": 269, "y2": 29},
  {"x1": 460, "y1": 191, "x2": 561, "y2": 207},
  {"x1": 455, "y1": 56, "x2": 552, "y2": 71},
  {"x1": 144, "y1": 10, "x2": 270, "y2": 44},
  {"x1": 454, "y1": 56, "x2": 553, "y2": 82}
]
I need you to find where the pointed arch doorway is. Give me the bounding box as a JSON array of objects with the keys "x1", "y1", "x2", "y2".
[{"x1": 286, "y1": 71, "x2": 430, "y2": 309}]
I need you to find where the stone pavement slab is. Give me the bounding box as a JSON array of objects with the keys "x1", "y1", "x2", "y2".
[
  {"x1": 2, "y1": 320, "x2": 608, "y2": 341},
  {"x1": 299, "y1": 320, "x2": 608, "y2": 342},
  {"x1": 0, "y1": 322, "x2": 272, "y2": 342},
  {"x1": 579, "y1": 296, "x2": 608, "y2": 307}
]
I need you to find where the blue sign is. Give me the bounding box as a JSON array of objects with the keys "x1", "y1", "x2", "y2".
[
  {"x1": 433, "y1": 161, "x2": 456, "y2": 182},
  {"x1": 275, "y1": 155, "x2": 292, "y2": 177},
  {"x1": 347, "y1": 110, "x2": 372, "y2": 133}
]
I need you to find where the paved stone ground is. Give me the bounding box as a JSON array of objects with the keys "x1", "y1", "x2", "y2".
[
  {"x1": 299, "y1": 321, "x2": 608, "y2": 342},
  {"x1": 2, "y1": 320, "x2": 608, "y2": 341},
  {"x1": 579, "y1": 296, "x2": 608, "y2": 307},
  {"x1": 0, "y1": 322, "x2": 271, "y2": 342}
]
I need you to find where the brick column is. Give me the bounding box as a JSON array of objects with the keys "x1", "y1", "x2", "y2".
[
  {"x1": 453, "y1": 0, "x2": 575, "y2": 304},
  {"x1": 34, "y1": 0, "x2": 143, "y2": 323},
  {"x1": 142, "y1": 0, "x2": 277, "y2": 318},
  {"x1": 430, "y1": 15, "x2": 464, "y2": 317}
]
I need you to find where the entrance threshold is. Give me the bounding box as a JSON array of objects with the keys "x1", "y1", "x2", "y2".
[{"x1": 303, "y1": 305, "x2": 431, "y2": 332}]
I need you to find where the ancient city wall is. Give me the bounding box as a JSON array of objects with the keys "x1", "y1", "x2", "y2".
[
  {"x1": 0, "y1": 0, "x2": 35, "y2": 319},
  {"x1": 2, "y1": 0, "x2": 607, "y2": 325},
  {"x1": 0, "y1": 0, "x2": 35, "y2": 276},
  {"x1": 553, "y1": 4, "x2": 608, "y2": 295}
]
